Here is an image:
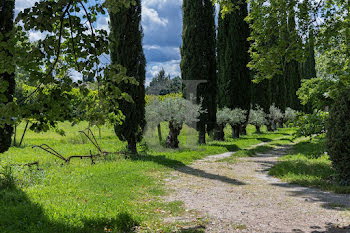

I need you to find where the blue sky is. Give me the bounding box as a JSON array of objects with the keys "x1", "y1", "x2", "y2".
[{"x1": 15, "y1": 0, "x2": 184, "y2": 85}]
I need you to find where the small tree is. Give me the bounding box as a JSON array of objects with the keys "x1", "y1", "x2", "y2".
[
  {"x1": 268, "y1": 104, "x2": 283, "y2": 131},
  {"x1": 229, "y1": 108, "x2": 247, "y2": 138},
  {"x1": 284, "y1": 107, "x2": 297, "y2": 126},
  {"x1": 214, "y1": 108, "x2": 232, "y2": 141},
  {"x1": 249, "y1": 105, "x2": 266, "y2": 134},
  {"x1": 146, "y1": 97, "x2": 203, "y2": 148}
]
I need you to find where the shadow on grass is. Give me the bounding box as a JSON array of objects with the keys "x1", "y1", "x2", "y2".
[
  {"x1": 206, "y1": 143, "x2": 241, "y2": 152},
  {"x1": 256, "y1": 138, "x2": 272, "y2": 142},
  {"x1": 132, "y1": 154, "x2": 246, "y2": 186},
  {"x1": 0, "y1": 185, "x2": 139, "y2": 233}
]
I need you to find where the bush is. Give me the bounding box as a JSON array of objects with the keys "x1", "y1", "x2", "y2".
[
  {"x1": 284, "y1": 107, "x2": 297, "y2": 124},
  {"x1": 295, "y1": 111, "x2": 328, "y2": 139},
  {"x1": 327, "y1": 89, "x2": 350, "y2": 185}
]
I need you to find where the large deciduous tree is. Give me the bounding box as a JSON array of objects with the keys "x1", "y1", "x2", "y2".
[
  {"x1": 181, "y1": 0, "x2": 217, "y2": 144},
  {"x1": 0, "y1": 0, "x2": 16, "y2": 153},
  {"x1": 217, "y1": 2, "x2": 251, "y2": 138},
  {"x1": 109, "y1": 0, "x2": 146, "y2": 154}
]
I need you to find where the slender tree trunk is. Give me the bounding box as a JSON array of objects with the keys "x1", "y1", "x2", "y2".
[
  {"x1": 214, "y1": 124, "x2": 225, "y2": 141},
  {"x1": 231, "y1": 125, "x2": 240, "y2": 138},
  {"x1": 166, "y1": 121, "x2": 182, "y2": 148},
  {"x1": 240, "y1": 125, "x2": 247, "y2": 135},
  {"x1": 127, "y1": 138, "x2": 137, "y2": 155},
  {"x1": 98, "y1": 127, "x2": 101, "y2": 139},
  {"x1": 157, "y1": 124, "x2": 162, "y2": 143},
  {"x1": 272, "y1": 121, "x2": 277, "y2": 131},
  {"x1": 255, "y1": 125, "x2": 261, "y2": 134},
  {"x1": 19, "y1": 121, "x2": 29, "y2": 147},
  {"x1": 266, "y1": 122, "x2": 274, "y2": 132},
  {"x1": 13, "y1": 124, "x2": 17, "y2": 146},
  {"x1": 198, "y1": 123, "x2": 206, "y2": 145}
]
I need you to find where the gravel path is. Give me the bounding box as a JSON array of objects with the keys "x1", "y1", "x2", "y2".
[{"x1": 165, "y1": 146, "x2": 350, "y2": 232}]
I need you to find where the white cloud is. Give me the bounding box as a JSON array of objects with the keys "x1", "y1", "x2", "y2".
[
  {"x1": 147, "y1": 59, "x2": 181, "y2": 80},
  {"x1": 15, "y1": 0, "x2": 37, "y2": 12},
  {"x1": 142, "y1": 7, "x2": 169, "y2": 32}
]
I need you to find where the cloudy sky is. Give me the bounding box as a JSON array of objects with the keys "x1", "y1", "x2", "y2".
[{"x1": 15, "y1": 0, "x2": 184, "y2": 85}]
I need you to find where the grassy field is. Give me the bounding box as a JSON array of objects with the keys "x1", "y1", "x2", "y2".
[
  {"x1": 0, "y1": 122, "x2": 296, "y2": 232},
  {"x1": 269, "y1": 137, "x2": 350, "y2": 194}
]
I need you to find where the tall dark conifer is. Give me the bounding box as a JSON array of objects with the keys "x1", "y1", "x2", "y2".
[
  {"x1": 181, "y1": 0, "x2": 217, "y2": 144},
  {"x1": 217, "y1": 2, "x2": 251, "y2": 138},
  {"x1": 109, "y1": 0, "x2": 146, "y2": 154},
  {"x1": 0, "y1": 0, "x2": 15, "y2": 153}
]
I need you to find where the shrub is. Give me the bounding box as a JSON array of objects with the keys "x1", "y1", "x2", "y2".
[
  {"x1": 327, "y1": 89, "x2": 350, "y2": 185},
  {"x1": 249, "y1": 105, "x2": 266, "y2": 133},
  {"x1": 284, "y1": 107, "x2": 297, "y2": 123},
  {"x1": 215, "y1": 107, "x2": 233, "y2": 140},
  {"x1": 146, "y1": 96, "x2": 203, "y2": 148},
  {"x1": 295, "y1": 111, "x2": 328, "y2": 139}
]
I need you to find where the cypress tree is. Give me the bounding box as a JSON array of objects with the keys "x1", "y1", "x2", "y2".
[
  {"x1": 217, "y1": 2, "x2": 251, "y2": 138},
  {"x1": 0, "y1": 0, "x2": 15, "y2": 153},
  {"x1": 300, "y1": 29, "x2": 316, "y2": 80},
  {"x1": 109, "y1": 1, "x2": 146, "y2": 154},
  {"x1": 181, "y1": 0, "x2": 217, "y2": 144}
]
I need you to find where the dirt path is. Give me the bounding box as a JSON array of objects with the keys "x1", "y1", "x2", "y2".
[{"x1": 165, "y1": 146, "x2": 350, "y2": 232}]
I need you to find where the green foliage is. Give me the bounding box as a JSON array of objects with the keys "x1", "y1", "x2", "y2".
[
  {"x1": 146, "y1": 96, "x2": 203, "y2": 148},
  {"x1": 146, "y1": 69, "x2": 181, "y2": 95},
  {"x1": 181, "y1": 0, "x2": 217, "y2": 137},
  {"x1": 268, "y1": 104, "x2": 283, "y2": 124},
  {"x1": 327, "y1": 89, "x2": 350, "y2": 185},
  {"x1": 0, "y1": 0, "x2": 16, "y2": 153},
  {"x1": 294, "y1": 111, "x2": 328, "y2": 139},
  {"x1": 284, "y1": 107, "x2": 297, "y2": 123},
  {"x1": 249, "y1": 105, "x2": 266, "y2": 128},
  {"x1": 217, "y1": 2, "x2": 251, "y2": 112},
  {"x1": 270, "y1": 138, "x2": 350, "y2": 194},
  {"x1": 109, "y1": 0, "x2": 146, "y2": 153},
  {"x1": 297, "y1": 77, "x2": 338, "y2": 110}
]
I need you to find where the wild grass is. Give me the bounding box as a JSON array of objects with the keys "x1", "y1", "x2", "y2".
[
  {"x1": 0, "y1": 122, "x2": 296, "y2": 232},
  {"x1": 269, "y1": 138, "x2": 350, "y2": 194}
]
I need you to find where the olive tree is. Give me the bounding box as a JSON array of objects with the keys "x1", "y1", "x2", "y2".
[
  {"x1": 146, "y1": 97, "x2": 203, "y2": 148},
  {"x1": 284, "y1": 107, "x2": 297, "y2": 126},
  {"x1": 229, "y1": 108, "x2": 247, "y2": 138},
  {"x1": 268, "y1": 104, "x2": 283, "y2": 131},
  {"x1": 214, "y1": 107, "x2": 232, "y2": 141},
  {"x1": 249, "y1": 105, "x2": 266, "y2": 133}
]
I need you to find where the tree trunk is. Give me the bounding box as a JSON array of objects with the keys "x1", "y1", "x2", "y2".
[
  {"x1": 19, "y1": 121, "x2": 29, "y2": 147},
  {"x1": 198, "y1": 123, "x2": 206, "y2": 145},
  {"x1": 214, "y1": 124, "x2": 225, "y2": 141},
  {"x1": 240, "y1": 124, "x2": 247, "y2": 135},
  {"x1": 255, "y1": 125, "x2": 261, "y2": 134},
  {"x1": 231, "y1": 125, "x2": 240, "y2": 138},
  {"x1": 157, "y1": 124, "x2": 162, "y2": 143},
  {"x1": 13, "y1": 124, "x2": 17, "y2": 146},
  {"x1": 266, "y1": 122, "x2": 274, "y2": 132},
  {"x1": 127, "y1": 138, "x2": 137, "y2": 155},
  {"x1": 166, "y1": 121, "x2": 182, "y2": 149},
  {"x1": 272, "y1": 121, "x2": 277, "y2": 131}
]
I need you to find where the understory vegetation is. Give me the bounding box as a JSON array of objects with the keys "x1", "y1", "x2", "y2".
[
  {"x1": 269, "y1": 138, "x2": 350, "y2": 194},
  {"x1": 0, "y1": 122, "x2": 296, "y2": 232}
]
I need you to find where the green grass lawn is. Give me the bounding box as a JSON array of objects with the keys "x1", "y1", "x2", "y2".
[
  {"x1": 0, "y1": 122, "x2": 296, "y2": 232},
  {"x1": 269, "y1": 137, "x2": 350, "y2": 194}
]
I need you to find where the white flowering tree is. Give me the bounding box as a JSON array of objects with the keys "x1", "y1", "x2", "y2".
[
  {"x1": 249, "y1": 105, "x2": 267, "y2": 133},
  {"x1": 268, "y1": 104, "x2": 284, "y2": 131},
  {"x1": 146, "y1": 97, "x2": 203, "y2": 148}
]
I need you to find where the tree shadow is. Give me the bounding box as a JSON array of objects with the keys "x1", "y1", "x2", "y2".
[
  {"x1": 291, "y1": 223, "x2": 350, "y2": 232},
  {"x1": 256, "y1": 138, "x2": 272, "y2": 142},
  {"x1": 207, "y1": 143, "x2": 241, "y2": 152},
  {"x1": 131, "y1": 154, "x2": 246, "y2": 186},
  {"x1": 0, "y1": 185, "x2": 139, "y2": 233}
]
